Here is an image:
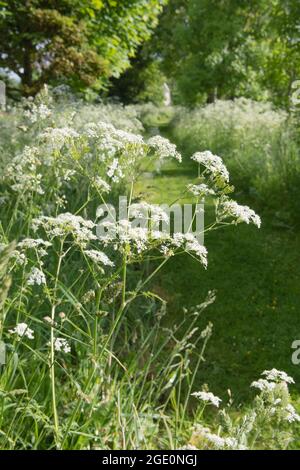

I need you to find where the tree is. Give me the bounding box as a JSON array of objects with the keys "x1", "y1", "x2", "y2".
[
  {"x1": 117, "y1": 0, "x2": 299, "y2": 107},
  {"x1": 0, "y1": 0, "x2": 166, "y2": 96}
]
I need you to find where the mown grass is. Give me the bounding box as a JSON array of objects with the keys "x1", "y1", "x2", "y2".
[{"x1": 136, "y1": 157, "x2": 300, "y2": 406}]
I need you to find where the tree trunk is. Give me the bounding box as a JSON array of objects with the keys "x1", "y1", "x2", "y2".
[{"x1": 22, "y1": 40, "x2": 33, "y2": 96}]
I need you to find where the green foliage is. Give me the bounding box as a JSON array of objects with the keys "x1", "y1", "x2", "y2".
[
  {"x1": 119, "y1": 0, "x2": 300, "y2": 107},
  {"x1": 168, "y1": 98, "x2": 300, "y2": 224},
  {"x1": 0, "y1": 0, "x2": 166, "y2": 96}
]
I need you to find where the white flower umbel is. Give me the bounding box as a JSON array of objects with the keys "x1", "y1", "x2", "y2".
[
  {"x1": 40, "y1": 127, "x2": 80, "y2": 150},
  {"x1": 24, "y1": 103, "x2": 52, "y2": 123},
  {"x1": 32, "y1": 213, "x2": 97, "y2": 247},
  {"x1": 18, "y1": 238, "x2": 52, "y2": 257},
  {"x1": 192, "y1": 424, "x2": 247, "y2": 450},
  {"x1": 84, "y1": 250, "x2": 114, "y2": 267},
  {"x1": 172, "y1": 233, "x2": 208, "y2": 268},
  {"x1": 220, "y1": 198, "x2": 261, "y2": 228},
  {"x1": 191, "y1": 391, "x2": 222, "y2": 407},
  {"x1": 147, "y1": 135, "x2": 182, "y2": 162},
  {"x1": 98, "y1": 219, "x2": 208, "y2": 266},
  {"x1": 53, "y1": 337, "x2": 71, "y2": 354},
  {"x1": 285, "y1": 404, "x2": 300, "y2": 423},
  {"x1": 129, "y1": 202, "x2": 170, "y2": 224},
  {"x1": 84, "y1": 121, "x2": 144, "y2": 159},
  {"x1": 262, "y1": 369, "x2": 295, "y2": 384},
  {"x1": 4, "y1": 145, "x2": 44, "y2": 195},
  {"x1": 9, "y1": 322, "x2": 34, "y2": 340},
  {"x1": 191, "y1": 151, "x2": 229, "y2": 182},
  {"x1": 27, "y1": 267, "x2": 46, "y2": 286},
  {"x1": 187, "y1": 183, "x2": 216, "y2": 197},
  {"x1": 18, "y1": 238, "x2": 52, "y2": 250},
  {"x1": 93, "y1": 177, "x2": 111, "y2": 193},
  {"x1": 251, "y1": 379, "x2": 276, "y2": 392},
  {"x1": 106, "y1": 158, "x2": 124, "y2": 183}
]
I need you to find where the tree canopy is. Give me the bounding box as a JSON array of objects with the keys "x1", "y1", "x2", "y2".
[
  {"x1": 0, "y1": 0, "x2": 166, "y2": 96},
  {"x1": 114, "y1": 0, "x2": 300, "y2": 108}
]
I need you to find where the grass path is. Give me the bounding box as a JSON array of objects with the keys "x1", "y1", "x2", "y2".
[{"x1": 136, "y1": 160, "x2": 300, "y2": 403}]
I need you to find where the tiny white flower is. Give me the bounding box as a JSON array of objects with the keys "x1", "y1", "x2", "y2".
[
  {"x1": 40, "y1": 127, "x2": 79, "y2": 149},
  {"x1": 262, "y1": 369, "x2": 295, "y2": 384},
  {"x1": 53, "y1": 337, "x2": 71, "y2": 354},
  {"x1": 93, "y1": 177, "x2": 111, "y2": 193},
  {"x1": 32, "y1": 213, "x2": 97, "y2": 247},
  {"x1": 191, "y1": 391, "x2": 222, "y2": 407},
  {"x1": 285, "y1": 404, "x2": 300, "y2": 423},
  {"x1": 84, "y1": 250, "x2": 114, "y2": 267},
  {"x1": 18, "y1": 238, "x2": 52, "y2": 250},
  {"x1": 27, "y1": 267, "x2": 46, "y2": 286},
  {"x1": 251, "y1": 379, "x2": 276, "y2": 392},
  {"x1": 220, "y1": 198, "x2": 261, "y2": 228},
  {"x1": 9, "y1": 322, "x2": 34, "y2": 339},
  {"x1": 187, "y1": 183, "x2": 216, "y2": 197},
  {"x1": 191, "y1": 151, "x2": 229, "y2": 182},
  {"x1": 148, "y1": 135, "x2": 182, "y2": 162}
]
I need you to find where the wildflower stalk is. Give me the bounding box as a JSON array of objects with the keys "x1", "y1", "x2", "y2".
[
  {"x1": 93, "y1": 286, "x2": 102, "y2": 356},
  {"x1": 121, "y1": 250, "x2": 127, "y2": 312},
  {"x1": 49, "y1": 239, "x2": 64, "y2": 447}
]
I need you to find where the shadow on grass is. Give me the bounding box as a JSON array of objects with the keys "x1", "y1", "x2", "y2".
[{"x1": 152, "y1": 218, "x2": 300, "y2": 404}]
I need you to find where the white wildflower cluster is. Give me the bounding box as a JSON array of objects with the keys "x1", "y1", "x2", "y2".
[
  {"x1": 24, "y1": 103, "x2": 52, "y2": 123},
  {"x1": 84, "y1": 250, "x2": 114, "y2": 267},
  {"x1": 129, "y1": 202, "x2": 170, "y2": 224},
  {"x1": 18, "y1": 238, "x2": 52, "y2": 258},
  {"x1": 188, "y1": 368, "x2": 299, "y2": 451},
  {"x1": 84, "y1": 122, "x2": 146, "y2": 184},
  {"x1": 192, "y1": 425, "x2": 247, "y2": 450},
  {"x1": 32, "y1": 213, "x2": 97, "y2": 247},
  {"x1": 99, "y1": 219, "x2": 151, "y2": 254},
  {"x1": 98, "y1": 219, "x2": 207, "y2": 267},
  {"x1": 61, "y1": 169, "x2": 76, "y2": 182},
  {"x1": 187, "y1": 183, "x2": 216, "y2": 197},
  {"x1": 10, "y1": 250, "x2": 27, "y2": 266},
  {"x1": 106, "y1": 158, "x2": 124, "y2": 183},
  {"x1": 27, "y1": 267, "x2": 46, "y2": 286},
  {"x1": 3, "y1": 146, "x2": 44, "y2": 195},
  {"x1": 92, "y1": 177, "x2": 111, "y2": 193},
  {"x1": 285, "y1": 404, "x2": 300, "y2": 423},
  {"x1": 171, "y1": 233, "x2": 208, "y2": 267},
  {"x1": 84, "y1": 121, "x2": 144, "y2": 159},
  {"x1": 191, "y1": 391, "x2": 222, "y2": 407},
  {"x1": 178, "y1": 444, "x2": 198, "y2": 450},
  {"x1": 219, "y1": 197, "x2": 261, "y2": 228},
  {"x1": 40, "y1": 127, "x2": 80, "y2": 150},
  {"x1": 83, "y1": 123, "x2": 182, "y2": 185},
  {"x1": 9, "y1": 322, "x2": 34, "y2": 340},
  {"x1": 251, "y1": 379, "x2": 276, "y2": 392},
  {"x1": 251, "y1": 368, "x2": 294, "y2": 392},
  {"x1": 191, "y1": 151, "x2": 229, "y2": 183},
  {"x1": 251, "y1": 369, "x2": 300, "y2": 424},
  {"x1": 53, "y1": 337, "x2": 71, "y2": 354},
  {"x1": 147, "y1": 135, "x2": 182, "y2": 162},
  {"x1": 262, "y1": 368, "x2": 295, "y2": 384},
  {"x1": 7, "y1": 238, "x2": 52, "y2": 270}
]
